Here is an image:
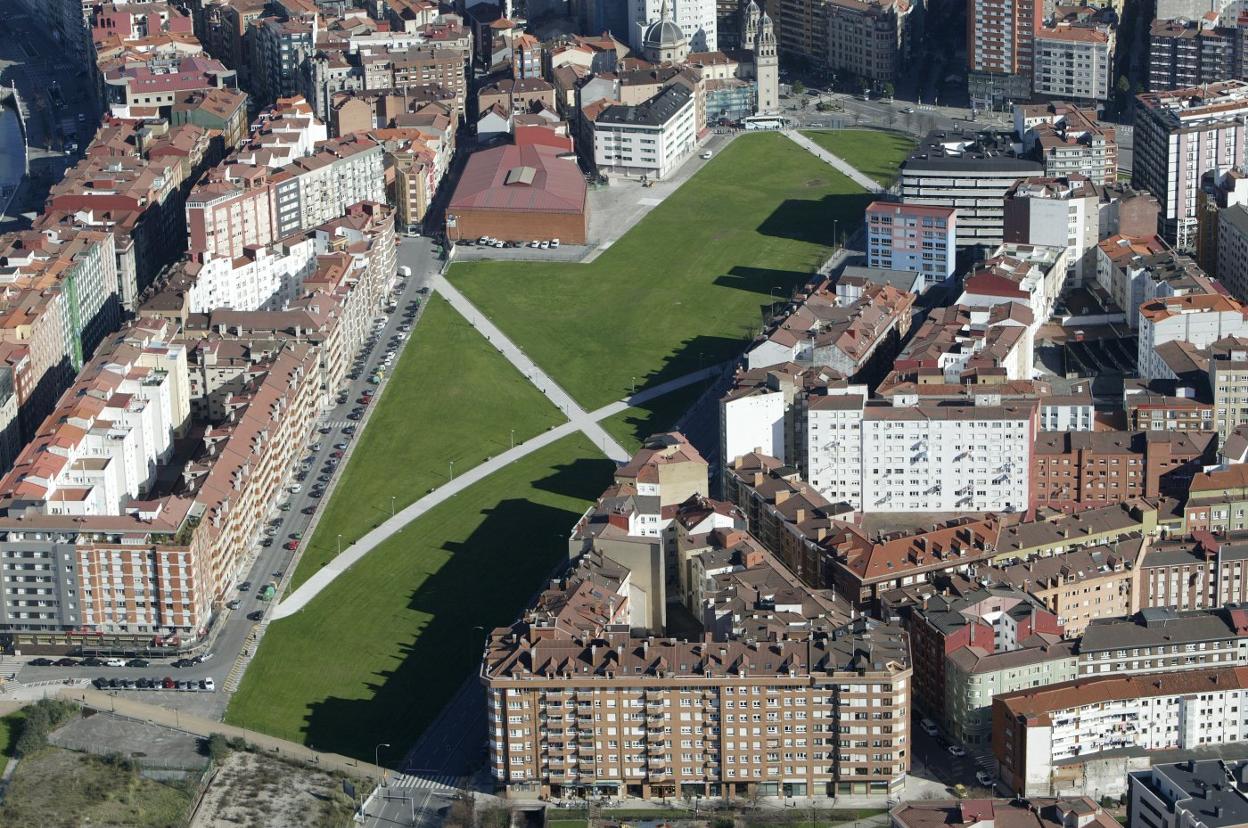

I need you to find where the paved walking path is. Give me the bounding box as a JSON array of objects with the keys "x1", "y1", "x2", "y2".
[
  {"x1": 272, "y1": 287, "x2": 727, "y2": 620},
  {"x1": 433, "y1": 273, "x2": 630, "y2": 462},
  {"x1": 783, "y1": 129, "x2": 885, "y2": 193}
]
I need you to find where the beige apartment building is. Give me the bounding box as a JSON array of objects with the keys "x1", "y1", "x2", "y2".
[{"x1": 484, "y1": 440, "x2": 912, "y2": 802}]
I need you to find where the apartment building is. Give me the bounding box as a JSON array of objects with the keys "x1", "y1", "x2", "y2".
[
  {"x1": 889, "y1": 304, "x2": 1035, "y2": 384},
  {"x1": 1216, "y1": 205, "x2": 1248, "y2": 304},
  {"x1": 1014, "y1": 103, "x2": 1118, "y2": 186},
  {"x1": 745, "y1": 279, "x2": 915, "y2": 382},
  {"x1": 1096, "y1": 236, "x2": 1218, "y2": 331},
  {"x1": 1148, "y1": 18, "x2": 1236, "y2": 93},
  {"x1": 1004, "y1": 176, "x2": 1099, "y2": 287},
  {"x1": 483, "y1": 586, "x2": 911, "y2": 800},
  {"x1": 1197, "y1": 169, "x2": 1248, "y2": 277},
  {"x1": 1124, "y1": 378, "x2": 1215, "y2": 432},
  {"x1": 900, "y1": 131, "x2": 1044, "y2": 252},
  {"x1": 1135, "y1": 533, "x2": 1248, "y2": 611},
  {"x1": 593, "y1": 85, "x2": 697, "y2": 181},
  {"x1": 100, "y1": 54, "x2": 238, "y2": 118},
  {"x1": 0, "y1": 230, "x2": 123, "y2": 444},
  {"x1": 825, "y1": 0, "x2": 914, "y2": 86},
  {"x1": 1128, "y1": 761, "x2": 1248, "y2": 828},
  {"x1": 908, "y1": 587, "x2": 1071, "y2": 746},
  {"x1": 967, "y1": 0, "x2": 1041, "y2": 106},
  {"x1": 1077, "y1": 606, "x2": 1248, "y2": 678},
  {"x1": 977, "y1": 537, "x2": 1146, "y2": 635},
  {"x1": 1134, "y1": 82, "x2": 1248, "y2": 250},
  {"x1": 864, "y1": 202, "x2": 956, "y2": 288},
  {"x1": 1033, "y1": 18, "x2": 1114, "y2": 103},
  {"x1": 958, "y1": 243, "x2": 1068, "y2": 330},
  {"x1": 275, "y1": 133, "x2": 386, "y2": 236},
  {"x1": 1139, "y1": 294, "x2": 1248, "y2": 380},
  {"x1": 993, "y1": 667, "x2": 1248, "y2": 797},
  {"x1": 1032, "y1": 430, "x2": 1215, "y2": 511},
  {"x1": 252, "y1": 16, "x2": 315, "y2": 107},
  {"x1": 178, "y1": 235, "x2": 319, "y2": 313},
  {"x1": 186, "y1": 164, "x2": 279, "y2": 260},
  {"x1": 1213, "y1": 340, "x2": 1248, "y2": 442}
]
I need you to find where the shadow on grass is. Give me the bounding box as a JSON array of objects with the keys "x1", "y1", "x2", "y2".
[
  {"x1": 299, "y1": 456, "x2": 615, "y2": 764},
  {"x1": 756, "y1": 193, "x2": 874, "y2": 246},
  {"x1": 714, "y1": 265, "x2": 812, "y2": 297},
  {"x1": 636, "y1": 333, "x2": 751, "y2": 393}
]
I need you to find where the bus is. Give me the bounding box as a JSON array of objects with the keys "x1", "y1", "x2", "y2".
[{"x1": 743, "y1": 115, "x2": 788, "y2": 130}]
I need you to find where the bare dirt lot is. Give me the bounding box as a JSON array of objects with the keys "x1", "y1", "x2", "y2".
[{"x1": 190, "y1": 750, "x2": 357, "y2": 828}]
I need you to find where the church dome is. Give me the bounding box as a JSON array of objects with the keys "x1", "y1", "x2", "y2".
[{"x1": 643, "y1": 17, "x2": 684, "y2": 49}]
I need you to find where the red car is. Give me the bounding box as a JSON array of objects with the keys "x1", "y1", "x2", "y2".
[
  {"x1": 356, "y1": 397, "x2": 371, "y2": 405},
  {"x1": 284, "y1": 540, "x2": 299, "y2": 551},
  {"x1": 331, "y1": 450, "x2": 344, "y2": 458},
  {"x1": 162, "y1": 676, "x2": 175, "y2": 689}
]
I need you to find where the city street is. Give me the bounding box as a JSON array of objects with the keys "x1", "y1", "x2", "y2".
[
  {"x1": 0, "y1": 4, "x2": 93, "y2": 230},
  {"x1": 12, "y1": 238, "x2": 443, "y2": 698}
]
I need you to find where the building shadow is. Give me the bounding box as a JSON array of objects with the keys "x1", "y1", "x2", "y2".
[
  {"x1": 299, "y1": 459, "x2": 614, "y2": 764},
  {"x1": 713, "y1": 265, "x2": 811, "y2": 297},
  {"x1": 756, "y1": 193, "x2": 873, "y2": 246}
]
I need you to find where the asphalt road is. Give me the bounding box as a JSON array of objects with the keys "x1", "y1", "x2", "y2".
[
  {"x1": 0, "y1": 5, "x2": 93, "y2": 230},
  {"x1": 14, "y1": 237, "x2": 443, "y2": 692}
]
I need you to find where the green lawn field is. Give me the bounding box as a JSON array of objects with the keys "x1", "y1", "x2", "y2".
[
  {"x1": 287, "y1": 294, "x2": 565, "y2": 592},
  {"x1": 227, "y1": 434, "x2": 613, "y2": 760},
  {"x1": 452, "y1": 132, "x2": 870, "y2": 410},
  {"x1": 600, "y1": 379, "x2": 712, "y2": 454},
  {"x1": 800, "y1": 129, "x2": 917, "y2": 187}
]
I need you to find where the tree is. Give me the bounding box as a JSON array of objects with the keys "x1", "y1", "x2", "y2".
[
  {"x1": 1116, "y1": 75, "x2": 1130, "y2": 95},
  {"x1": 792, "y1": 79, "x2": 806, "y2": 95},
  {"x1": 206, "y1": 733, "x2": 230, "y2": 764},
  {"x1": 883, "y1": 81, "x2": 895, "y2": 99}
]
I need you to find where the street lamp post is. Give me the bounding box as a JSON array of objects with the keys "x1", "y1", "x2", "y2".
[
  {"x1": 390, "y1": 496, "x2": 396, "y2": 518},
  {"x1": 833, "y1": 218, "x2": 839, "y2": 247},
  {"x1": 510, "y1": 428, "x2": 515, "y2": 449},
  {"x1": 337, "y1": 534, "x2": 342, "y2": 555},
  {"x1": 374, "y1": 742, "x2": 390, "y2": 784},
  {"x1": 448, "y1": 459, "x2": 455, "y2": 480}
]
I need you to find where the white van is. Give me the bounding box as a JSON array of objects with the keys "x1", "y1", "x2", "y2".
[{"x1": 398, "y1": 265, "x2": 412, "y2": 277}]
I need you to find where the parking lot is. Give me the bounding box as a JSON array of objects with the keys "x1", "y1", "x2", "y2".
[{"x1": 1065, "y1": 335, "x2": 1138, "y2": 376}]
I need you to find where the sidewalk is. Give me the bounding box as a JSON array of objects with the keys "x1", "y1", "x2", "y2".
[{"x1": 782, "y1": 130, "x2": 885, "y2": 193}]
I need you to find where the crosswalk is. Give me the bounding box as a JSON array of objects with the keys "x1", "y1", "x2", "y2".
[
  {"x1": 390, "y1": 772, "x2": 464, "y2": 792},
  {"x1": 223, "y1": 622, "x2": 267, "y2": 693}
]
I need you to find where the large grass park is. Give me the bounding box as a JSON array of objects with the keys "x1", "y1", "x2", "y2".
[{"x1": 227, "y1": 130, "x2": 911, "y2": 761}]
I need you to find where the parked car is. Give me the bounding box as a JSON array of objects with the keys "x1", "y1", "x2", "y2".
[
  {"x1": 93, "y1": 677, "x2": 108, "y2": 688},
  {"x1": 203, "y1": 678, "x2": 216, "y2": 692},
  {"x1": 247, "y1": 610, "x2": 264, "y2": 621},
  {"x1": 226, "y1": 599, "x2": 241, "y2": 610},
  {"x1": 239, "y1": 581, "x2": 252, "y2": 591},
  {"x1": 947, "y1": 744, "x2": 967, "y2": 757},
  {"x1": 126, "y1": 658, "x2": 149, "y2": 668},
  {"x1": 976, "y1": 771, "x2": 996, "y2": 787},
  {"x1": 284, "y1": 540, "x2": 299, "y2": 551},
  {"x1": 105, "y1": 658, "x2": 126, "y2": 668},
  {"x1": 81, "y1": 657, "x2": 104, "y2": 667},
  {"x1": 920, "y1": 718, "x2": 939, "y2": 736},
  {"x1": 28, "y1": 658, "x2": 54, "y2": 667},
  {"x1": 54, "y1": 657, "x2": 78, "y2": 667}
]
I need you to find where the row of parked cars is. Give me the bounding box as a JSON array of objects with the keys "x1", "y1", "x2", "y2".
[
  {"x1": 31, "y1": 656, "x2": 148, "y2": 668},
  {"x1": 94, "y1": 676, "x2": 215, "y2": 692},
  {"x1": 457, "y1": 236, "x2": 561, "y2": 249}
]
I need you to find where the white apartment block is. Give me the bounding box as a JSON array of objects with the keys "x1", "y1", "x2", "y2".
[
  {"x1": 1137, "y1": 294, "x2": 1248, "y2": 379},
  {"x1": 187, "y1": 236, "x2": 318, "y2": 313},
  {"x1": 236, "y1": 96, "x2": 329, "y2": 169},
  {"x1": 1134, "y1": 81, "x2": 1248, "y2": 250},
  {"x1": 628, "y1": 0, "x2": 718, "y2": 52},
  {"x1": 593, "y1": 84, "x2": 697, "y2": 181},
  {"x1": 1033, "y1": 25, "x2": 1113, "y2": 102},
  {"x1": 804, "y1": 389, "x2": 867, "y2": 507},
  {"x1": 722, "y1": 387, "x2": 789, "y2": 466},
  {"x1": 998, "y1": 669, "x2": 1248, "y2": 797},
  {"x1": 25, "y1": 339, "x2": 189, "y2": 517},
  {"x1": 858, "y1": 399, "x2": 1034, "y2": 513}
]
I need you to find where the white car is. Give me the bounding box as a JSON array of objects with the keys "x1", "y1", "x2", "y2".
[
  {"x1": 288, "y1": 484, "x2": 302, "y2": 494},
  {"x1": 204, "y1": 677, "x2": 216, "y2": 692},
  {"x1": 551, "y1": 239, "x2": 560, "y2": 248},
  {"x1": 700, "y1": 150, "x2": 713, "y2": 159},
  {"x1": 105, "y1": 658, "x2": 125, "y2": 668},
  {"x1": 947, "y1": 744, "x2": 967, "y2": 757},
  {"x1": 976, "y1": 771, "x2": 996, "y2": 787},
  {"x1": 920, "y1": 718, "x2": 939, "y2": 736}
]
